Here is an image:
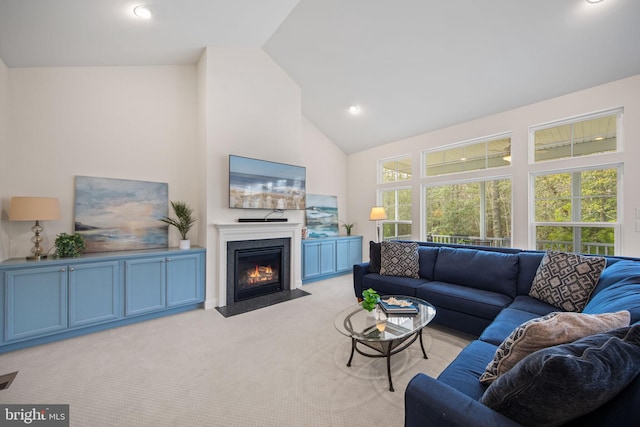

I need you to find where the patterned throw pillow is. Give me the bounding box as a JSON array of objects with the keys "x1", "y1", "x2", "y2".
[
  {"x1": 529, "y1": 251, "x2": 606, "y2": 312},
  {"x1": 480, "y1": 325, "x2": 640, "y2": 427},
  {"x1": 379, "y1": 241, "x2": 419, "y2": 278},
  {"x1": 479, "y1": 310, "x2": 630, "y2": 384}
]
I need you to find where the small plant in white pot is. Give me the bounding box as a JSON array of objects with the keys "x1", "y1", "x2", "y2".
[{"x1": 160, "y1": 201, "x2": 196, "y2": 249}]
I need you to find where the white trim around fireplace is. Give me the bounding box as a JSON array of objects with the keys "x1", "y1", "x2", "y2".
[{"x1": 212, "y1": 222, "x2": 302, "y2": 308}]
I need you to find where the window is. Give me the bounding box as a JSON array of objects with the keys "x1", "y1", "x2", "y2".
[
  {"x1": 424, "y1": 179, "x2": 512, "y2": 247},
  {"x1": 379, "y1": 188, "x2": 412, "y2": 241},
  {"x1": 424, "y1": 135, "x2": 511, "y2": 177},
  {"x1": 532, "y1": 166, "x2": 620, "y2": 255},
  {"x1": 531, "y1": 109, "x2": 620, "y2": 163},
  {"x1": 380, "y1": 156, "x2": 412, "y2": 183}
]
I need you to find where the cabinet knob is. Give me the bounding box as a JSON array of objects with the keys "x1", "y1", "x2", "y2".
[
  {"x1": 166, "y1": 258, "x2": 171, "y2": 262},
  {"x1": 60, "y1": 268, "x2": 66, "y2": 272},
  {"x1": 70, "y1": 267, "x2": 75, "y2": 272}
]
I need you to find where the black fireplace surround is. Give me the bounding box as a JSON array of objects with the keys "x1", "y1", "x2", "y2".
[{"x1": 226, "y1": 238, "x2": 291, "y2": 306}]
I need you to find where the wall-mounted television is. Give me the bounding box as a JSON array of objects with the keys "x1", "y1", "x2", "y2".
[{"x1": 229, "y1": 155, "x2": 306, "y2": 210}]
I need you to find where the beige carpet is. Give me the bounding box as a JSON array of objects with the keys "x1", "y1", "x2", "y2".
[{"x1": 0, "y1": 275, "x2": 472, "y2": 426}]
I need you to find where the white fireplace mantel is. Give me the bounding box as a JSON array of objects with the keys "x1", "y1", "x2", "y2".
[{"x1": 213, "y1": 222, "x2": 302, "y2": 307}]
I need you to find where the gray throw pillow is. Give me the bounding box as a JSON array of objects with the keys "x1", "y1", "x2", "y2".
[
  {"x1": 379, "y1": 241, "x2": 419, "y2": 278},
  {"x1": 480, "y1": 325, "x2": 640, "y2": 427},
  {"x1": 529, "y1": 251, "x2": 606, "y2": 312}
]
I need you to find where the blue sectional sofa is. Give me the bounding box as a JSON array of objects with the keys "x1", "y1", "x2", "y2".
[{"x1": 352, "y1": 242, "x2": 640, "y2": 427}]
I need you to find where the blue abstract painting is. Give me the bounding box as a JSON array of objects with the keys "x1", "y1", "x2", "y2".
[
  {"x1": 305, "y1": 194, "x2": 339, "y2": 238},
  {"x1": 74, "y1": 176, "x2": 168, "y2": 252}
]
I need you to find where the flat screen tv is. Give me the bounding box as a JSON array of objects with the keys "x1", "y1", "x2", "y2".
[{"x1": 229, "y1": 155, "x2": 306, "y2": 210}]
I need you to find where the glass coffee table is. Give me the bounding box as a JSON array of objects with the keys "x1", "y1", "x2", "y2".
[{"x1": 334, "y1": 295, "x2": 436, "y2": 392}]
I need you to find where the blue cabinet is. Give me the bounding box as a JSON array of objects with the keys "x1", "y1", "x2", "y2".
[
  {"x1": 1, "y1": 247, "x2": 205, "y2": 353},
  {"x1": 302, "y1": 236, "x2": 362, "y2": 283}
]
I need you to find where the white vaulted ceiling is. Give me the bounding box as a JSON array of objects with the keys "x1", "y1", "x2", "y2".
[{"x1": 1, "y1": 0, "x2": 639, "y2": 153}]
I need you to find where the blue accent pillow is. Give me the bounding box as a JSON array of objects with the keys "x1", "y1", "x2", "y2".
[{"x1": 480, "y1": 325, "x2": 640, "y2": 427}]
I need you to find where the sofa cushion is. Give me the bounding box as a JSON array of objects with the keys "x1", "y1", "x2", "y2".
[
  {"x1": 529, "y1": 251, "x2": 606, "y2": 312},
  {"x1": 368, "y1": 241, "x2": 381, "y2": 273},
  {"x1": 417, "y1": 246, "x2": 439, "y2": 280},
  {"x1": 591, "y1": 259, "x2": 640, "y2": 296},
  {"x1": 361, "y1": 273, "x2": 427, "y2": 297},
  {"x1": 479, "y1": 308, "x2": 543, "y2": 346},
  {"x1": 437, "y1": 339, "x2": 495, "y2": 400},
  {"x1": 583, "y1": 279, "x2": 640, "y2": 324},
  {"x1": 506, "y1": 295, "x2": 558, "y2": 316},
  {"x1": 480, "y1": 325, "x2": 640, "y2": 427},
  {"x1": 433, "y1": 247, "x2": 519, "y2": 296},
  {"x1": 380, "y1": 241, "x2": 419, "y2": 278},
  {"x1": 479, "y1": 311, "x2": 631, "y2": 384},
  {"x1": 416, "y1": 281, "x2": 512, "y2": 321},
  {"x1": 516, "y1": 252, "x2": 545, "y2": 295}
]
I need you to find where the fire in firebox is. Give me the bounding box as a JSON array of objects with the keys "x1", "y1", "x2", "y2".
[{"x1": 246, "y1": 264, "x2": 277, "y2": 284}]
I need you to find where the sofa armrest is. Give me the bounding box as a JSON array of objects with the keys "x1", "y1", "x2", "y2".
[
  {"x1": 405, "y1": 374, "x2": 522, "y2": 427},
  {"x1": 353, "y1": 262, "x2": 370, "y2": 299}
]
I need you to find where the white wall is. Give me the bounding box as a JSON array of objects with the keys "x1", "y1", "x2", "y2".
[
  {"x1": 201, "y1": 47, "x2": 349, "y2": 307},
  {"x1": 2, "y1": 65, "x2": 198, "y2": 257},
  {"x1": 348, "y1": 74, "x2": 640, "y2": 256},
  {"x1": 0, "y1": 57, "x2": 9, "y2": 261}
]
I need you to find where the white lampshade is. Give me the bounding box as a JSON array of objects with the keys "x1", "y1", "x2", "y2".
[
  {"x1": 369, "y1": 206, "x2": 387, "y2": 221},
  {"x1": 9, "y1": 197, "x2": 61, "y2": 221}
]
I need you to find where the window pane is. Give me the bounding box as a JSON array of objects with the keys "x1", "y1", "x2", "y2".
[
  {"x1": 536, "y1": 226, "x2": 574, "y2": 252},
  {"x1": 535, "y1": 226, "x2": 615, "y2": 255},
  {"x1": 579, "y1": 169, "x2": 617, "y2": 222},
  {"x1": 534, "y1": 168, "x2": 617, "y2": 223},
  {"x1": 534, "y1": 114, "x2": 617, "y2": 162},
  {"x1": 426, "y1": 182, "x2": 481, "y2": 238},
  {"x1": 381, "y1": 157, "x2": 412, "y2": 183},
  {"x1": 534, "y1": 173, "x2": 572, "y2": 222},
  {"x1": 397, "y1": 189, "x2": 412, "y2": 221},
  {"x1": 484, "y1": 179, "x2": 512, "y2": 247},
  {"x1": 425, "y1": 137, "x2": 510, "y2": 176}
]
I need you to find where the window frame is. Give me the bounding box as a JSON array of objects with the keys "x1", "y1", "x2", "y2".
[
  {"x1": 378, "y1": 154, "x2": 413, "y2": 185},
  {"x1": 421, "y1": 132, "x2": 512, "y2": 178},
  {"x1": 377, "y1": 186, "x2": 413, "y2": 241},
  {"x1": 528, "y1": 163, "x2": 623, "y2": 255},
  {"x1": 421, "y1": 174, "x2": 513, "y2": 247},
  {"x1": 528, "y1": 108, "x2": 623, "y2": 165}
]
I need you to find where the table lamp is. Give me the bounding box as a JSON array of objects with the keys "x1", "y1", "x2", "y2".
[
  {"x1": 9, "y1": 196, "x2": 61, "y2": 260},
  {"x1": 369, "y1": 206, "x2": 387, "y2": 243}
]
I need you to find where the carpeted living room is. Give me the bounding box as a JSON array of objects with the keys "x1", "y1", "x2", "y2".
[{"x1": 1, "y1": 1, "x2": 640, "y2": 427}]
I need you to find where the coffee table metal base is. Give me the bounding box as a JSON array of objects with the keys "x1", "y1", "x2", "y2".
[{"x1": 346, "y1": 328, "x2": 428, "y2": 392}]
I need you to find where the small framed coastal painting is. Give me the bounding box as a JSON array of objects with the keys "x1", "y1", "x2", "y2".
[{"x1": 305, "y1": 194, "x2": 339, "y2": 238}]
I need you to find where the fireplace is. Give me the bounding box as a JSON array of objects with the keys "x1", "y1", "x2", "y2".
[{"x1": 226, "y1": 238, "x2": 291, "y2": 305}]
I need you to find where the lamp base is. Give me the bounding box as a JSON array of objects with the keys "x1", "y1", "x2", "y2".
[{"x1": 26, "y1": 255, "x2": 47, "y2": 261}]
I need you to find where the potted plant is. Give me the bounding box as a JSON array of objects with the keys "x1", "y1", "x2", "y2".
[
  {"x1": 362, "y1": 288, "x2": 380, "y2": 312},
  {"x1": 54, "y1": 233, "x2": 86, "y2": 258},
  {"x1": 160, "y1": 201, "x2": 196, "y2": 249},
  {"x1": 341, "y1": 221, "x2": 355, "y2": 236}
]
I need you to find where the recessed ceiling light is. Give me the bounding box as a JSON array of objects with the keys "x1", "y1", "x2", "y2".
[
  {"x1": 586, "y1": 0, "x2": 604, "y2": 3},
  {"x1": 348, "y1": 105, "x2": 360, "y2": 115},
  {"x1": 133, "y1": 5, "x2": 152, "y2": 19}
]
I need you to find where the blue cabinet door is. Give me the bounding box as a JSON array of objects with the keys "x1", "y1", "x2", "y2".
[
  {"x1": 336, "y1": 240, "x2": 350, "y2": 271},
  {"x1": 69, "y1": 261, "x2": 121, "y2": 328},
  {"x1": 320, "y1": 241, "x2": 336, "y2": 274},
  {"x1": 125, "y1": 257, "x2": 166, "y2": 316},
  {"x1": 348, "y1": 237, "x2": 363, "y2": 268},
  {"x1": 302, "y1": 241, "x2": 322, "y2": 279},
  {"x1": 166, "y1": 254, "x2": 202, "y2": 307},
  {"x1": 5, "y1": 266, "x2": 68, "y2": 341}
]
